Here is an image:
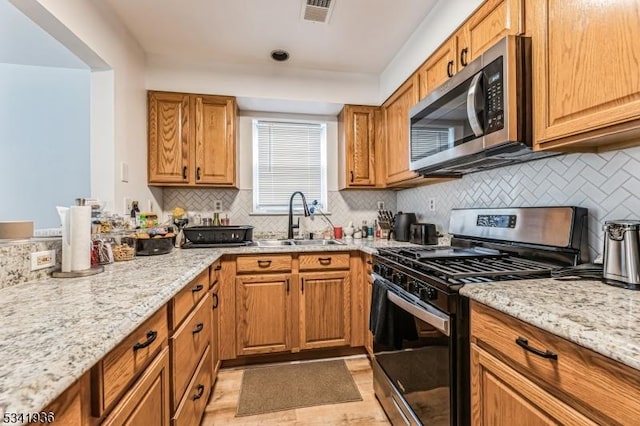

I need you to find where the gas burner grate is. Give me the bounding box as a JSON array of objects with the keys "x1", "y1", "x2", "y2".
[{"x1": 418, "y1": 256, "x2": 558, "y2": 280}]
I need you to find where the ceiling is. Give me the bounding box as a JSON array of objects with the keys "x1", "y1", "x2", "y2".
[
  {"x1": 102, "y1": 0, "x2": 438, "y2": 75},
  {"x1": 0, "y1": 0, "x2": 87, "y2": 69}
]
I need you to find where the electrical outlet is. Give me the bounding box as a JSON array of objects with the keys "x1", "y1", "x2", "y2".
[
  {"x1": 213, "y1": 200, "x2": 223, "y2": 212},
  {"x1": 30, "y1": 250, "x2": 56, "y2": 271},
  {"x1": 428, "y1": 198, "x2": 436, "y2": 211},
  {"x1": 377, "y1": 201, "x2": 385, "y2": 210},
  {"x1": 123, "y1": 197, "x2": 132, "y2": 215}
]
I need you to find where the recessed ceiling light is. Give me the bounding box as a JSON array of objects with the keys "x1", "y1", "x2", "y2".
[{"x1": 271, "y1": 49, "x2": 290, "y2": 62}]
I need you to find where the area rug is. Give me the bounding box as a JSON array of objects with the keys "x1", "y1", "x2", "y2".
[{"x1": 236, "y1": 359, "x2": 362, "y2": 416}]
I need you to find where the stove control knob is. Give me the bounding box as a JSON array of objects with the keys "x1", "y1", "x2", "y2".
[
  {"x1": 382, "y1": 266, "x2": 392, "y2": 279},
  {"x1": 420, "y1": 287, "x2": 438, "y2": 301},
  {"x1": 407, "y1": 280, "x2": 417, "y2": 294},
  {"x1": 393, "y1": 273, "x2": 407, "y2": 286}
]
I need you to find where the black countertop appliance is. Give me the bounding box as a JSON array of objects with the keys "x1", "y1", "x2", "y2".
[{"x1": 393, "y1": 212, "x2": 417, "y2": 242}]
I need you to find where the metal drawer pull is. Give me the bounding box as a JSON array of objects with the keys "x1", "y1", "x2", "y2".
[
  {"x1": 318, "y1": 257, "x2": 332, "y2": 265},
  {"x1": 192, "y1": 284, "x2": 204, "y2": 293},
  {"x1": 182, "y1": 166, "x2": 187, "y2": 180},
  {"x1": 133, "y1": 330, "x2": 157, "y2": 351},
  {"x1": 192, "y1": 384, "x2": 205, "y2": 400},
  {"x1": 257, "y1": 260, "x2": 272, "y2": 267},
  {"x1": 192, "y1": 322, "x2": 204, "y2": 334},
  {"x1": 515, "y1": 337, "x2": 558, "y2": 360},
  {"x1": 212, "y1": 293, "x2": 219, "y2": 309}
]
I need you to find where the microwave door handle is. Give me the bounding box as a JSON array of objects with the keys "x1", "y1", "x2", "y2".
[{"x1": 466, "y1": 71, "x2": 484, "y2": 137}]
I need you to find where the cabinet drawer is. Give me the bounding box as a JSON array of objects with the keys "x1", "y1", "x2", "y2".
[
  {"x1": 172, "y1": 346, "x2": 212, "y2": 426},
  {"x1": 471, "y1": 302, "x2": 640, "y2": 425},
  {"x1": 236, "y1": 254, "x2": 291, "y2": 273},
  {"x1": 299, "y1": 253, "x2": 350, "y2": 271},
  {"x1": 98, "y1": 306, "x2": 168, "y2": 414},
  {"x1": 171, "y1": 269, "x2": 209, "y2": 330},
  {"x1": 210, "y1": 259, "x2": 221, "y2": 288},
  {"x1": 171, "y1": 295, "x2": 211, "y2": 408},
  {"x1": 102, "y1": 346, "x2": 170, "y2": 426}
]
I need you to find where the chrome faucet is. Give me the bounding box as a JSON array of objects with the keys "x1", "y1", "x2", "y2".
[{"x1": 288, "y1": 191, "x2": 311, "y2": 239}]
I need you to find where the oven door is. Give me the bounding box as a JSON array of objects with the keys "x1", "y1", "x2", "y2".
[{"x1": 372, "y1": 277, "x2": 453, "y2": 426}]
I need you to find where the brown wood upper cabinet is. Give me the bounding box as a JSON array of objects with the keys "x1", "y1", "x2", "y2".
[
  {"x1": 417, "y1": 0, "x2": 523, "y2": 101},
  {"x1": 382, "y1": 76, "x2": 421, "y2": 186},
  {"x1": 530, "y1": 0, "x2": 640, "y2": 152},
  {"x1": 148, "y1": 91, "x2": 237, "y2": 187},
  {"x1": 338, "y1": 105, "x2": 379, "y2": 188}
]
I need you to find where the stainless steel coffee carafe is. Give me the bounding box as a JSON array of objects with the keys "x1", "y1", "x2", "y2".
[{"x1": 603, "y1": 220, "x2": 640, "y2": 287}]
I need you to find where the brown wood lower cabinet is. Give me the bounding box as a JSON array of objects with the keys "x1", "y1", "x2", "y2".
[
  {"x1": 299, "y1": 270, "x2": 350, "y2": 349},
  {"x1": 173, "y1": 346, "x2": 212, "y2": 426},
  {"x1": 470, "y1": 301, "x2": 640, "y2": 425},
  {"x1": 102, "y1": 346, "x2": 171, "y2": 426},
  {"x1": 235, "y1": 273, "x2": 292, "y2": 356}
]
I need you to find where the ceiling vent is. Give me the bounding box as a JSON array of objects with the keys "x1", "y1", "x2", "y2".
[{"x1": 301, "y1": 0, "x2": 335, "y2": 24}]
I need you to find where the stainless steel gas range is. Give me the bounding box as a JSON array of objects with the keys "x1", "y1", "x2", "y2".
[{"x1": 370, "y1": 207, "x2": 588, "y2": 426}]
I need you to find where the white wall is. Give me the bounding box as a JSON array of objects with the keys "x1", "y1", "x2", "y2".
[
  {"x1": 379, "y1": 0, "x2": 484, "y2": 102},
  {"x1": 11, "y1": 0, "x2": 155, "y2": 216},
  {"x1": 0, "y1": 63, "x2": 90, "y2": 228},
  {"x1": 146, "y1": 56, "x2": 380, "y2": 107}
]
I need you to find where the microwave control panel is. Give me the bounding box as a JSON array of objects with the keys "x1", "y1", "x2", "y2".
[{"x1": 485, "y1": 57, "x2": 504, "y2": 134}]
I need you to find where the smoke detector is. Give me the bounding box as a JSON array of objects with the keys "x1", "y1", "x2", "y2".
[{"x1": 301, "y1": 0, "x2": 335, "y2": 24}]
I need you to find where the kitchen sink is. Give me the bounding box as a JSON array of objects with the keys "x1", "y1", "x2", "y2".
[
  {"x1": 291, "y1": 239, "x2": 345, "y2": 246},
  {"x1": 252, "y1": 240, "x2": 295, "y2": 246}
]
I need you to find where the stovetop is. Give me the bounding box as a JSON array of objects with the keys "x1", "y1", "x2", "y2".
[{"x1": 377, "y1": 246, "x2": 558, "y2": 282}]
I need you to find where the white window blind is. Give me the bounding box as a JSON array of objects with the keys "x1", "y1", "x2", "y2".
[{"x1": 253, "y1": 120, "x2": 327, "y2": 214}]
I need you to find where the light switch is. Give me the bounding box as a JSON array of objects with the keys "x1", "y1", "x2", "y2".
[{"x1": 120, "y1": 162, "x2": 129, "y2": 183}]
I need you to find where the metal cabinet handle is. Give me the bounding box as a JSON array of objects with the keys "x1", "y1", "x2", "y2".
[
  {"x1": 192, "y1": 284, "x2": 204, "y2": 293},
  {"x1": 212, "y1": 293, "x2": 219, "y2": 309},
  {"x1": 133, "y1": 330, "x2": 157, "y2": 351},
  {"x1": 350, "y1": 171, "x2": 354, "y2": 183},
  {"x1": 318, "y1": 257, "x2": 332, "y2": 265},
  {"x1": 286, "y1": 278, "x2": 290, "y2": 293},
  {"x1": 192, "y1": 384, "x2": 205, "y2": 400},
  {"x1": 196, "y1": 167, "x2": 201, "y2": 180},
  {"x1": 214, "y1": 265, "x2": 221, "y2": 271},
  {"x1": 192, "y1": 322, "x2": 204, "y2": 334},
  {"x1": 182, "y1": 166, "x2": 188, "y2": 180},
  {"x1": 515, "y1": 337, "x2": 558, "y2": 360},
  {"x1": 301, "y1": 278, "x2": 305, "y2": 293},
  {"x1": 257, "y1": 260, "x2": 272, "y2": 267},
  {"x1": 460, "y1": 47, "x2": 469, "y2": 66},
  {"x1": 446, "y1": 60, "x2": 454, "y2": 77}
]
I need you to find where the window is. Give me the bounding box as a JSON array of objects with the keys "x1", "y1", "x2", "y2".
[{"x1": 253, "y1": 119, "x2": 327, "y2": 214}]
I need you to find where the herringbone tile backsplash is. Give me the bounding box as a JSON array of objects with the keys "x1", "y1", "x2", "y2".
[
  {"x1": 397, "y1": 146, "x2": 640, "y2": 260},
  {"x1": 163, "y1": 189, "x2": 396, "y2": 238}
]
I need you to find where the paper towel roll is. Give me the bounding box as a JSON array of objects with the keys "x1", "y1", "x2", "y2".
[{"x1": 58, "y1": 205, "x2": 92, "y2": 272}]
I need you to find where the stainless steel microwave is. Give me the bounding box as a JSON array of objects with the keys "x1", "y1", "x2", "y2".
[{"x1": 409, "y1": 36, "x2": 551, "y2": 176}]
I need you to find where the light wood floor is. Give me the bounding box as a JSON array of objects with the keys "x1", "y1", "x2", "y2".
[{"x1": 201, "y1": 355, "x2": 391, "y2": 425}]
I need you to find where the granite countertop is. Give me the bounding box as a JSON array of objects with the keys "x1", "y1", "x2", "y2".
[
  {"x1": 460, "y1": 278, "x2": 640, "y2": 371},
  {"x1": 0, "y1": 238, "x2": 413, "y2": 420}
]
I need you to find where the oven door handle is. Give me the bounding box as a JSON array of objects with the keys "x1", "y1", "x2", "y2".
[{"x1": 387, "y1": 291, "x2": 450, "y2": 336}]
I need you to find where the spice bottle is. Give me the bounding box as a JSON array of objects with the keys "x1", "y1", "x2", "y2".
[{"x1": 212, "y1": 212, "x2": 221, "y2": 226}]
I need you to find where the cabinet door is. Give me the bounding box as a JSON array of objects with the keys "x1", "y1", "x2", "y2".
[
  {"x1": 148, "y1": 92, "x2": 190, "y2": 184},
  {"x1": 458, "y1": 0, "x2": 523, "y2": 69},
  {"x1": 236, "y1": 274, "x2": 292, "y2": 356},
  {"x1": 531, "y1": 0, "x2": 640, "y2": 151},
  {"x1": 383, "y1": 76, "x2": 420, "y2": 185},
  {"x1": 299, "y1": 270, "x2": 350, "y2": 349},
  {"x1": 102, "y1": 347, "x2": 171, "y2": 426},
  {"x1": 339, "y1": 105, "x2": 376, "y2": 188},
  {"x1": 418, "y1": 38, "x2": 457, "y2": 100},
  {"x1": 194, "y1": 95, "x2": 237, "y2": 186},
  {"x1": 471, "y1": 344, "x2": 596, "y2": 426}
]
